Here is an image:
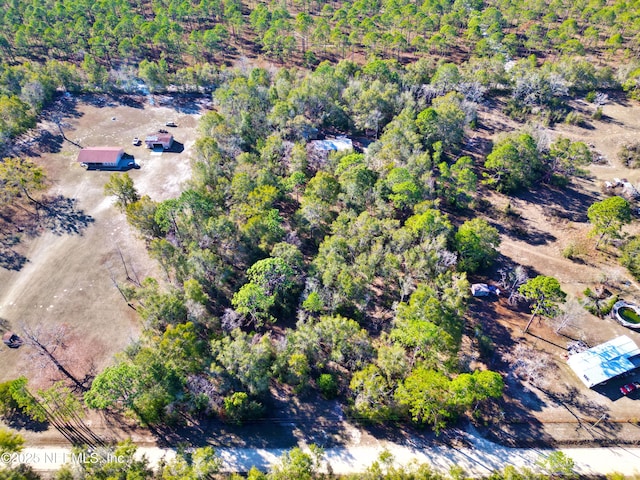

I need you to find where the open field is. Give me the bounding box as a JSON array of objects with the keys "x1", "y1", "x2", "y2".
[{"x1": 0, "y1": 94, "x2": 205, "y2": 388}]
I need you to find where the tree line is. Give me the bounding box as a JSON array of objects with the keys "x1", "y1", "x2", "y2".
[{"x1": 2, "y1": 0, "x2": 640, "y2": 146}]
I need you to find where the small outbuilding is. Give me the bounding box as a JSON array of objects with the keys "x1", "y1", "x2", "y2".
[
  {"x1": 310, "y1": 136, "x2": 353, "y2": 153},
  {"x1": 145, "y1": 132, "x2": 174, "y2": 150},
  {"x1": 567, "y1": 335, "x2": 640, "y2": 388},
  {"x1": 307, "y1": 136, "x2": 353, "y2": 170},
  {"x1": 471, "y1": 283, "x2": 500, "y2": 297},
  {"x1": 77, "y1": 147, "x2": 125, "y2": 169}
]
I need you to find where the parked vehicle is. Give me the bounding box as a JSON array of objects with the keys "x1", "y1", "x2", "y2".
[
  {"x1": 620, "y1": 382, "x2": 640, "y2": 395},
  {"x1": 165, "y1": 121, "x2": 177, "y2": 127},
  {"x1": 132, "y1": 137, "x2": 141, "y2": 146}
]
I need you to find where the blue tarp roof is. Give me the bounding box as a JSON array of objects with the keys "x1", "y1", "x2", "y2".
[{"x1": 567, "y1": 335, "x2": 640, "y2": 388}]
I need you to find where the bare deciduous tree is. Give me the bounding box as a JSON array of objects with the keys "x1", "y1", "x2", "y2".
[
  {"x1": 220, "y1": 308, "x2": 243, "y2": 332},
  {"x1": 552, "y1": 297, "x2": 583, "y2": 334},
  {"x1": 499, "y1": 265, "x2": 529, "y2": 305},
  {"x1": 505, "y1": 343, "x2": 557, "y2": 388},
  {"x1": 20, "y1": 323, "x2": 88, "y2": 391}
]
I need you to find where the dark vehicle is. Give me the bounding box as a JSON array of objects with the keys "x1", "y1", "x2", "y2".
[{"x1": 2, "y1": 332, "x2": 23, "y2": 348}]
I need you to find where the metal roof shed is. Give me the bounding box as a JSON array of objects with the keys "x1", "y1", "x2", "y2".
[
  {"x1": 310, "y1": 136, "x2": 353, "y2": 152},
  {"x1": 567, "y1": 335, "x2": 640, "y2": 388}
]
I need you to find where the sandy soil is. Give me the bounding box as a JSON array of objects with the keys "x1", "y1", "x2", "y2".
[
  {"x1": 0, "y1": 94, "x2": 205, "y2": 387},
  {"x1": 471, "y1": 97, "x2": 640, "y2": 446}
]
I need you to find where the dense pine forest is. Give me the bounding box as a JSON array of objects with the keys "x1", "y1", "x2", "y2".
[
  {"x1": 2, "y1": 0, "x2": 640, "y2": 477},
  {"x1": 1, "y1": 0, "x2": 640, "y2": 141}
]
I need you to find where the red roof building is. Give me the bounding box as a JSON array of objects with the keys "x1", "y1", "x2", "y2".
[
  {"x1": 77, "y1": 147, "x2": 125, "y2": 167},
  {"x1": 145, "y1": 132, "x2": 174, "y2": 150}
]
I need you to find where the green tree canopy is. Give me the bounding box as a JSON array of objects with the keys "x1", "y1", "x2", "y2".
[
  {"x1": 394, "y1": 366, "x2": 453, "y2": 432},
  {"x1": 454, "y1": 218, "x2": 500, "y2": 273},
  {"x1": 104, "y1": 173, "x2": 139, "y2": 211},
  {"x1": 519, "y1": 276, "x2": 566, "y2": 333},
  {"x1": 0, "y1": 427, "x2": 24, "y2": 455},
  {"x1": 483, "y1": 132, "x2": 541, "y2": 192},
  {"x1": 621, "y1": 236, "x2": 640, "y2": 281},
  {"x1": 587, "y1": 196, "x2": 632, "y2": 248},
  {"x1": 0, "y1": 157, "x2": 46, "y2": 206}
]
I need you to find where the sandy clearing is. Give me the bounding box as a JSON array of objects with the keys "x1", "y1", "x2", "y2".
[{"x1": 0, "y1": 94, "x2": 203, "y2": 384}]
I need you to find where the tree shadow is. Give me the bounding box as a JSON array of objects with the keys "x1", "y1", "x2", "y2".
[
  {"x1": 513, "y1": 181, "x2": 598, "y2": 224},
  {"x1": 81, "y1": 93, "x2": 145, "y2": 110},
  {"x1": 0, "y1": 196, "x2": 94, "y2": 271},
  {"x1": 467, "y1": 294, "x2": 558, "y2": 447},
  {"x1": 8, "y1": 129, "x2": 65, "y2": 158},
  {"x1": 54, "y1": 417, "x2": 109, "y2": 447},
  {"x1": 544, "y1": 385, "x2": 611, "y2": 420},
  {"x1": 149, "y1": 386, "x2": 353, "y2": 450},
  {"x1": 36, "y1": 130, "x2": 65, "y2": 154},
  {"x1": 604, "y1": 89, "x2": 631, "y2": 107},
  {"x1": 356, "y1": 419, "x2": 439, "y2": 449},
  {"x1": 39, "y1": 195, "x2": 94, "y2": 236},
  {"x1": 0, "y1": 209, "x2": 30, "y2": 271},
  {"x1": 150, "y1": 416, "x2": 300, "y2": 450},
  {"x1": 3, "y1": 412, "x2": 50, "y2": 432},
  {"x1": 49, "y1": 92, "x2": 85, "y2": 119},
  {"x1": 487, "y1": 215, "x2": 557, "y2": 246},
  {"x1": 0, "y1": 245, "x2": 28, "y2": 271}
]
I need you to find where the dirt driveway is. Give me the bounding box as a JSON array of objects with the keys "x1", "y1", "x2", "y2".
[{"x1": 0, "y1": 94, "x2": 206, "y2": 387}]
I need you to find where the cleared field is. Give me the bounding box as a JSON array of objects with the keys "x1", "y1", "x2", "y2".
[{"x1": 0, "y1": 94, "x2": 205, "y2": 388}]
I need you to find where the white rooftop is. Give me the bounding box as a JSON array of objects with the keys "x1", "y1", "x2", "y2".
[
  {"x1": 311, "y1": 136, "x2": 353, "y2": 151},
  {"x1": 567, "y1": 335, "x2": 640, "y2": 388}
]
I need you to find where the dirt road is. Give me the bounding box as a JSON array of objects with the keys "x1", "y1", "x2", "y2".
[{"x1": 8, "y1": 427, "x2": 640, "y2": 477}]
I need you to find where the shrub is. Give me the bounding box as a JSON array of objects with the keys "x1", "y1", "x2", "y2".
[
  {"x1": 223, "y1": 392, "x2": 263, "y2": 425},
  {"x1": 562, "y1": 241, "x2": 587, "y2": 260},
  {"x1": 474, "y1": 326, "x2": 494, "y2": 358},
  {"x1": 564, "y1": 110, "x2": 586, "y2": 126},
  {"x1": 592, "y1": 107, "x2": 603, "y2": 120},
  {"x1": 0, "y1": 381, "x2": 19, "y2": 417},
  {"x1": 618, "y1": 142, "x2": 640, "y2": 168},
  {"x1": 562, "y1": 243, "x2": 575, "y2": 259},
  {"x1": 582, "y1": 287, "x2": 618, "y2": 317},
  {"x1": 317, "y1": 374, "x2": 338, "y2": 399},
  {"x1": 621, "y1": 236, "x2": 640, "y2": 280}
]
